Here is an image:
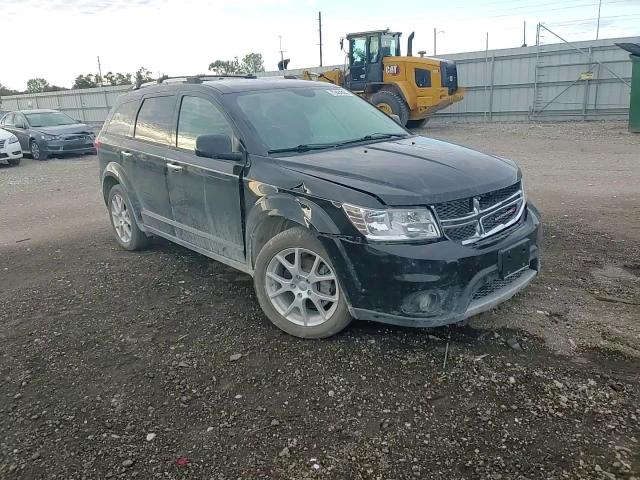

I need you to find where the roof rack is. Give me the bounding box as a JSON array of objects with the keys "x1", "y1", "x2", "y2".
[{"x1": 133, "y1": 73, "x2": 258, "y2": 90}]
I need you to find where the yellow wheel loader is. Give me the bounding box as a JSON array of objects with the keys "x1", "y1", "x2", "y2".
[{"x1": 301, "y1": 29, "x2": 465, "y2": 127}]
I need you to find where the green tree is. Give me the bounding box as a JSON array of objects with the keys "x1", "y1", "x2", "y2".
[
  {"x1": 135, "y1": 67, "x2": 154, "y2": 86},
  {"x1": 208, "y1": 58, "x2": 241, "y2": 75},
  {"x1": 27, "y1": 78, "x2": 51, "y2": 93},
  {"x1": 104, "y1": 72, "x2": 132, "y2": 86},
  {"x1": 0, "y1": 82, "x2": 21, "y2": 96},
  {"x1": 240, "y1": 53, "x2": 265, "y2": 74},
  {"x1": 73, "y1": 74, "x2": 102, "y2": 89},
  {"x1": 208, "y1": 53, "x2": 265, "y2": 75}
]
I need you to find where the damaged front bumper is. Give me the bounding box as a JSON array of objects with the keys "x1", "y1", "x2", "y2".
[{"x1": 319, "y1": 204, "x2": 542, "y2": 328}]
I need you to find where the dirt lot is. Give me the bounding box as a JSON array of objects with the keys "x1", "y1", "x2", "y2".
[{"x1": 0, "y1": 122, "x2": 638, "y2": 479}]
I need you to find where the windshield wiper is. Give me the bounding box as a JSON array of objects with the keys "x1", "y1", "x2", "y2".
[
  {"x1": 268, "y1": 143, "x2": 338, "y2": 154},
  {"x1": 335, "y1": 132, "x2": 409, "y2": 147}
]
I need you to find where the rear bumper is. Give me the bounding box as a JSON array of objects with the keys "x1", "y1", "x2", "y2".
[{"x1": 319, "y1": 204, "x2": 542, "y2": 328}]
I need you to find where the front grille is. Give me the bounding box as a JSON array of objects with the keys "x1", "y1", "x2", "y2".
[
  {"x1": 446, "y1": 223, "x2": 478, "y2": 241},
  {"x1": 433, "y1": 198, "x2": 472, "y2": 220},
  {"x1": 0, "y1": 153, "x2": 7, "y2": 159},
  {"x1": 434, "y1": 181, "x2": 524, "y2": 244},
  {"x1": 0, "y1": 140, "x2": 5, "y2": 148},
  {"x1": 472, "y1": 268, "x2": 530, "y2": 301},
  {"x1": 478, "y1": 182, "x2": 521, "y2": 210}
]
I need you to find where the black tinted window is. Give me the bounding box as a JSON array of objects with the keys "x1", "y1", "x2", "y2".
[
  {"x1": 106, "y1": 101, "x2": 138, "y2": 136},
  {"x1": 177, "y1": 96, "x2": 232, "y2": 151},
  {"x1": 415, "y1": 69, "x2": 431, "y2": 88},
  {"x1": 134, "y1": 96, "x2": 175, "y2": 145}
]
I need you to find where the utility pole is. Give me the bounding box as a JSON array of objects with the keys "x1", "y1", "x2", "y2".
[
  {"x1": 522, "y1": 21, "x2": 527, "y2": 47},
  {"x1": 97, "y1": 56, "x2": 103, "y2": 85},
  {"x1": 278, "y1": 35, "x2": 285, "y2": 65},
  {"x1": 596, "y1": 0, "x2": 602, "y2": 40},
  {"x1": 318, "y1": 11, "x2": 323, "y2": 67},
  {"x1": 433, "y1": 27, "x2": 437, "y2": 56}
]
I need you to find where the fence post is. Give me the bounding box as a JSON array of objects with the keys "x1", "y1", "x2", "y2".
[
  {"x1": 582, "y1": 46, "x2": 593, "y2": 120},
  {"x1": 489, "y1": 55, "x2": 496, "y2": 121}
]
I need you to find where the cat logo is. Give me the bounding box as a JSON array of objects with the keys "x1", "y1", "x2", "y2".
[{"x1": 384, "y1": 65, "x2": 400, "y2": 75}]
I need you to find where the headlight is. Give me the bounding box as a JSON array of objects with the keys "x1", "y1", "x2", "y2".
[
  {"x1": 343, "y1": 204, "x2": 441, "y2": 241},
  {"x1": 7, "y1": 134, "x2": 19, "y2": 144},
  {"x1": 42, "y1": 134, "x2": 61, "y2": 141}
]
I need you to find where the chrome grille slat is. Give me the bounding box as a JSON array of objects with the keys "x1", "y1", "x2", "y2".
[
  {"x1": 433, "y1": 182, "x2": 524, "y2": 244},
  {"x1": 0, "y1": 140, "x2": 5, "y2": 148}
]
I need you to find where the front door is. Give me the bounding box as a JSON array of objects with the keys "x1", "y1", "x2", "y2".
[
  {"x1": 166, "y1": 94, "x2": 245, "y2": 262},
  {"x1": 10, "y1": 114, "x2": 30, "y2": 150},
  {"x1": 347, "y1": 35, "x2": 367, "y2": 91},
  {"x1": 128, "y1": 94, "x2": 177, "y2": 236}
]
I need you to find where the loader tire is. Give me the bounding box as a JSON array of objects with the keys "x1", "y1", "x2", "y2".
[{"x1": 370, "y1": 90, "x2": 410, "y2": 126}]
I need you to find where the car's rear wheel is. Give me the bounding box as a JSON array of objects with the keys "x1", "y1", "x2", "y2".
[
  {"x1": 30, "y1": 140, "x2": 47, "y2": 161},
  {"x1": 254, "y1": 227, "x2": 352, "y2": 338},
  {"x1": 107, "y1": 184, "x2": 149, "y2": 251}
]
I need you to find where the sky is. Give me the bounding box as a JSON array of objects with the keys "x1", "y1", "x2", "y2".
[{"x1": 1, "y1": 0, "x2": 639, "y2": 90}]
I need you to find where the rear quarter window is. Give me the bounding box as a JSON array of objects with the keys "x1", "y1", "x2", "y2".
[
  {"x1": 134, "y1": 96, "x2": 175, "y2": 145},
  {"x1": 106, "y1": 101, "x2": 138, "y2": 137}
]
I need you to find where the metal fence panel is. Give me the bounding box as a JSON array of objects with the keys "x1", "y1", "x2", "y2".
[{"x1": 1, "y1": 36, "x2": 637, "y2": 124}]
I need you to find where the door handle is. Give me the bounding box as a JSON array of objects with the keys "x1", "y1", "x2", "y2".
[
  {"x1": 121, "y1": 151, "x2": 133, "y2": 158},
  {"x1": 167, "y1": 163, "x2": 183, "y2": 172}
]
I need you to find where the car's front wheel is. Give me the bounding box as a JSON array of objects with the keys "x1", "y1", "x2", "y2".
[
  {"x1": 107, "y1": 184, "x2": 149, "y2": 251},
  {"x1": 254, "y1": 227, "x2": 352, "y2": 338},
  {"x1": 30, "y1": 140, "x2": 47, "y2": 160}
]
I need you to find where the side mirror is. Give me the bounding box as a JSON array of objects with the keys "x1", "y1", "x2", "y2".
[
  {"x1": 195, "y1": 134, "x2": 243, "y2": 161},
  {"x1": 389, "y1": 114, "x2": 402, "y2": 125}
]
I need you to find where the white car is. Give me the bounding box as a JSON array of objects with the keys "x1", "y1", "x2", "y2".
[{"x1": 0, "y1": 127, "x2": 22, "y2": 166}]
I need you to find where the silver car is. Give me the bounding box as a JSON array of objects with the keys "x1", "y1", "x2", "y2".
[{"x1": 0, "y1": 109, "x2": 95, "y2": 160}]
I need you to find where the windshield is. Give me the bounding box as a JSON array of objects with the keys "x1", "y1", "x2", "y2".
[
  {"x1": 232, "y1": 87, "x2": 408, "y2": 152},
  {"x1": 25, "y1": 112, "x2": 79, "y2": 128}
]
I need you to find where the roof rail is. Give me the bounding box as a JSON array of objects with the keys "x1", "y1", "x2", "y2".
[{"x1": 132, "y1": 73, "x2": 258, "y2": 90}]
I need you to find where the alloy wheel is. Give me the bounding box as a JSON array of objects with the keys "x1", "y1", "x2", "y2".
[
  {"x1": 110, "y1": 193, "x2": 132, "y2": 243},
  {"x1": 265, "y1": 247, "x2": 339, "y2": 327},
  {"x1": 31, "y1": 142, "x2": 40, "y2": 160}
]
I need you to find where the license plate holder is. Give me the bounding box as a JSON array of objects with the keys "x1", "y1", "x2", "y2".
[{"x1": 498, "y1": 239, "x2": 530, "y2": 279}]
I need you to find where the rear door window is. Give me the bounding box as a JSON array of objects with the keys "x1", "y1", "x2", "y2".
[
  {"x1": 176, "y1": 96, "x2": 233, "y2": 151},
  {"x1": 106, "y1": 101, "x2": 138, "y2": 137},
  {"x1": 134, "y1": 96, "x2": 175, "y2": 145}
]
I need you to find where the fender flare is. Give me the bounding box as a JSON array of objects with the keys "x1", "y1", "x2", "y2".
[
  {"x1": 101, "y1": 162, "x2": 144, "y2": 224},
  {"x1": 244, "y1": 192, "x2": 341, "y2": 268}
]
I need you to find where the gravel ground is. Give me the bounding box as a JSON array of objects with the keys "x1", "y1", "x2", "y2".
[{"x1": 0, "y1": 122, "x2": 638, "y2": 479}]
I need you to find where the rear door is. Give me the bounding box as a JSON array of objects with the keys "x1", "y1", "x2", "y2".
[
  {"x1": 128, "y1": 94, "x2": 177, "y2": 236},
  {"x1": 166, "y1": 94, "x2": 245, "y2": 262}
]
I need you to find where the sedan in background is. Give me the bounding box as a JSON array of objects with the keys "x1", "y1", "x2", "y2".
[
  {"x1": 0, "y1": 109, "x2": 95, "y2": 160},
  {"x1": 0, "y1": 127, "x2": 22, "y2": 166}
]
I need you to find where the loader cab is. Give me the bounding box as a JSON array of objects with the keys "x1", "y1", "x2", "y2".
[{"x1": 346, "y1": 30, "x2": 401, "y2": 91}]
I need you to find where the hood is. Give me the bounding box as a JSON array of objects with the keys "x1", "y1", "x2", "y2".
[
  {"x1": 276, "y1": 136, "x2": 521, "y2": 206},
  {"x1": 33, "y1": 124, "x2": 92, "y2": 135},
  {"x1": 0, "y1": 128, "x2": 15, "y2": 140}
]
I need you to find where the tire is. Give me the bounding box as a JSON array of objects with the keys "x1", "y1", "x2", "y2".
[
  {"x1": 406, "y1": 118, "x2": 429, "y2": 129},
  {"x1": 30, "y1": 140, "x2": 47, "y2": 161},
  {"x1": 107, "y1": 184, "x2": 149, "y2": 251},
  {"x1": 370, "y1": 90, "x2": 410, "y2": 126},
  {"x1": 254, "y1": 227, "x2": 352, "y2": 339},
  {"x1": 7, "y1": 158, "x2": 21, "y2": 166}
]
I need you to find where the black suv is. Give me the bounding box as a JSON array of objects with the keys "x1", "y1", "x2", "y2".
[{"x1": 97, "y1": 75, "x2": 541, "y2": 338}]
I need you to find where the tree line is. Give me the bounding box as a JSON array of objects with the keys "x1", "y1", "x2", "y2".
[{"x1": 1, "y1": 53, "x2": 266, "y2": 97}]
